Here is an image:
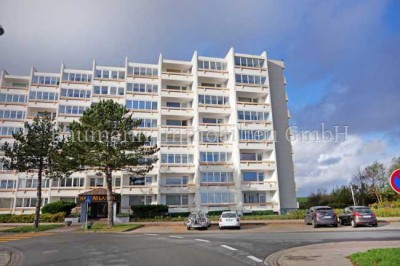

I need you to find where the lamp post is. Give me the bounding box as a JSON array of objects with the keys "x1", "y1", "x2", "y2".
[{"x1": 0, "y1": 25, "x2": 4, "y2": 36}]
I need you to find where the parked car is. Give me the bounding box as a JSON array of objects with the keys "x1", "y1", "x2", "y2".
[
  {"x1": 184, "y1": 211, "x2": 211, "y2": 230},
  {"x1": 219, "y1": 211, "x2": 241, "y2": 230},
  {"x1": 304, "y1": 206, "x2": 338, "y2": 228},
  {"x1": 339, "y1": 206, "x2": 378, "y2": 227}
]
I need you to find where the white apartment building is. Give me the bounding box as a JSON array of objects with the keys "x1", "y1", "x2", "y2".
[{"x1": 0, "y1": 48, "x2": 297, "y2": 216}]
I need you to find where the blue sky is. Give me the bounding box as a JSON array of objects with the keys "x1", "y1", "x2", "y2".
[{"x1": 0, "y1": 0, "x2": 399, "y2": 196}]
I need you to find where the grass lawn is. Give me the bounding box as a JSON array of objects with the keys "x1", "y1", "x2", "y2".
[
  {"x1": 350, "y1": 248, "x2": 400, "y2": 266},
  {"x1": 85, "y1": 223, "x2": 142, "y2": 232},
  {"x1": 1, "y1": 224, "x2": 63, "y2": 233}
]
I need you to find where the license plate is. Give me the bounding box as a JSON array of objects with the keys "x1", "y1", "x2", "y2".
[
  {"x1": 225, "y1": 219, "x2": 233, "y2": 222},
  {"x1": 324, "y1": 216, "x2": 331, "y2": 218},
  {"x1": 363, "y1": 215, "x2": 371, "y2": 218}
]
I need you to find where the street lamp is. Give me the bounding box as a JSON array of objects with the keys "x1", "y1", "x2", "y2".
[{"x1": 0, "y1": 25, "x2": 4, "y2": 36}]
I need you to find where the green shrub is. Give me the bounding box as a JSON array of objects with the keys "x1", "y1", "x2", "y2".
[
  {"x1": 207, "y1": 211, "x2": 224, "y2": 216},
  {"x1": 116, "y1": 213, "x2": 130, "y2": 218},
  {"x1": 287, "y1": 209, "x2": 306, "y2": 219},
  {"x1": 168, "y1": 212, "x2": 190, "y2": 218},
  {"x1": 370, "y1": 201, "x2": 400, "y2": 209},
  {"x1": 131, "y1": 205, "x2": 168, "y2": 219},
  {"x1": 0, "y1": 212, "x2": 66, "y2": 223},
  {"x1": 42, "y1": 201, "x2": 76, "y2": 215},
  {"x1": 244, "y1": 210, "x2": 274, "y2": 216}
]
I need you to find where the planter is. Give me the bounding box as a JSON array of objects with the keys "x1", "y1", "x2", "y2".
[
  {"x1": 64, "y1": 217, "x2": 80, "y2": 224},
  {"x1": 114, "y1": 216, "x2": 130, "y2": 224}
]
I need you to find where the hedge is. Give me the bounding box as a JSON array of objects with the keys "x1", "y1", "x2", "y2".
[
  {"x1": 168, "y1": 212, "x2": 190, "y2": 218},
  {"x1": 0, "y1": 212, "x2": 66, "y2": 223},
  {"x1": 244, "y1": 210, "x2": 274, "y2": 216},
  {"x1": 42, "y1": 201, "x2": 76, "y2": 215},
  {"x1": 131, "y1": 205, "x2": 168, "y2": 218}
]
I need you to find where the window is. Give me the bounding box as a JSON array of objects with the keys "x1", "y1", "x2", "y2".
[
  {"x1": 0, "y1": 110, "x2": 25, "y2": 120},
  {"x1": 161, "y1": 154, "x2": 193, "y2": 164},
  {"x1": 166, "y1": 195, "x2": 188, "y2": 205},
  {"x1": 202, "y1": 118, "x2": 223, "y2": 124},
  {"x1": 125, "y1": 100, "x2": 157, "y2": 110},
  {"x1": 240, "y1": 153, "x2": 263, "y2": 161},
  {"x1": 166, "y1": 120, "x2": 187, "y2": 126},
  {"x1": 129, "y1": 195, "x2": 152, "y2": 205},
  {"x1": 200, "y1": 132, "x2": 229, "y2": 143},
  {"x1": 242, "y1": 172, "x2": 264, "y2": 182},
  {"x1": 198, "y1": 95, "x2": 228, "y2": 105},
  {"x1": 200, "y1": 172, "x2": 233, "y2": 183},
  {"x1": 165, "y1": 85, "x2": 189, "y2": 91},
  {"x1": 234, "y1": 56, "x2": 265, "y2": 68},
  {"x1": 129, "y1": 176, "x2": 152, "y2": 186},
  {"x1": 19, "y1": 178, "x2": 50, "y2": 188},
  {"x1": 58, "y1": 105, "x2": 88, "y2": 115},
  {"x1": 62, "y1": 72, "x2": 92, "y2": 82},
  {"x1": 16, "y1": 197, "x2": 48, "y2": 207},
  {"x1": 243, "y1": 192, "x2": 266, "y2": 204},
  {"x1": 0, "y1": 127, "x2": 23, "y2": 136},
  {"x1": 89, "y1": 177, "x2": 104, "y2": 187},
  {"x1": 237, "y1": 111, "x2": 269, "y2": 121},
  {"x1": 52, "y1": 177, "x2": 84, "y2": 187},
  {"x1": 127, "y1": 83, "x2": 158, "y2": 93},
  {"x1": 61, "y1": 88, "x2": 91, "y2": 99},
  {"x1": 201, "y1": 192, "x2": 234, "y2": 204},
  {"x1": 198, "y1": 60, "x2": 227, "y2": 71},
  {"x1": 0, "y1": 180, "x2": 16, "y2": 189},
  {"x1": 200, "y1": 152, "x2": 231, "y2": 162},
  {"x1": 165, "y1": 102, "x2": 182, "y2": 108},
  {"x1": 113, "y1": 178, "x2": 121, "y2": 187},
  {"x1": 133, "y1": 118, "x2": 157, "y2": 128},
  {"x1": 128, "y1": 66, "x2": 158, "y2": 77},
  {"x1": 0, "y1": 198, "x2": 13, "y2": 208},
  {"x1": 235, "y1": 74, "x2": 266, "y2": 85},
  {"x1": 93, "y1": 86, "x2": 124, "y2": 96},
  {"x1": 29, "y1": 90, "x2": 58, "y2": 101},
  {"x1": 238, "y1": 97, "x2": 259, "y2": 103},
  {"x1": 0, "y1": 162, "x2": 9, "y2": 171},
  {"x1": 0, "y1": 93, "x2": 27, "y2": 103},
  {"x1": 161, "y1": 134, "x2": 190, "y2": 145},
  {"x1": 239, "y1": 130, "x2": 271, "y2": 141},
  {"x1": 95, "y1": 69, "x2": 125, "y2": 79},
  {"x1": 165, "y1": 176, "x2": 188, "y2": 186},
  {"x1": 31, "y1": 75, "x2": 60, "y2": 85}
]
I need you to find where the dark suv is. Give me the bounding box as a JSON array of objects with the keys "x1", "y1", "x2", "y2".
[
  {"x1": 338, "y1": 206, "x2": 377, "y2": 227},
  {"x1": 304, "y1": 206, "x2": 338, "y2": 228}
]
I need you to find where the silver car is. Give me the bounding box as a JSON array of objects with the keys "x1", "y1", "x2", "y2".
[{"x1": 185, "y1": 211, "x2": 211, "y2": 230}]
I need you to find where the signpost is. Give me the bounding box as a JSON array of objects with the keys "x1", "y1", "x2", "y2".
[
  {"x1": 85, "y1": 196, "x2": 92, "y2": 230},
  {"x1": 390, "y1": 169, "x2": 400, "y2": 194}
]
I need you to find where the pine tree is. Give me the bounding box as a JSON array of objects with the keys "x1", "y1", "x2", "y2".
[
  {"x1": 1, "y1": 113, "x2": 64, "y2": 228},
  {"x1": 59, "y1": 100, "x2": 158, "y2": 227}
]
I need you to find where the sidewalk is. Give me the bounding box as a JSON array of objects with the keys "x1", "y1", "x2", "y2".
[{"x1": 264, "y1": 240, "x2": 400, "y2": 266}]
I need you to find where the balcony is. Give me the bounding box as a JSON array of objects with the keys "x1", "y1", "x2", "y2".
[
  {"x1": 241, "y1": 181, "x2": 278, "y2": 191},
  {"x1": 160, "y1": 163, "x2": 195, "y2": 174},
  {"x1": 161, "y1": 88, "x2": 193, "y2": 99},
  {"x1": 27, "y1": 100, "x2": 58, "y2": 109},
  {"x1": 198, "y1": 123, "x2": 232, "y2": 131},
  {"x1": 159, "y1": 183, "x2": 195, "y2": 194},
  {"x1": 120, "y1": 185, "x2": 158, "y2": 195},
  {"x1": 198, "y1": 104, "x2": 231, "y2": 114},
  {"x1": 238, "y1": 120, "x2": 272, "y2": 130},
  {"x1": 236, "y1": 102, "x2": 270, "y2": 112},
  {"x1": 160, "y1": 143, "x2": 194, "y2": 153},
  {"x1": 161, "y1": 107, "x2": 194, "y2": 117},
  {"x1": 162, "y1": 70, "x2": 193, "y2": 82},
  {"x1": 239, "y1": 140, "x2": 274, "y2": 150},
  {"x1": 197, "y1": 86, "x2": 229, "y2": 95},
  {"x1": 236, "y1": 84, "x2": 268, "y2": 94},
  {"x1": 240, "y1": 160, "x2": 275, "y2": 171}
]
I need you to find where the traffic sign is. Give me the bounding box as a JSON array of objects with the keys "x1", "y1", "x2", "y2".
[
  {"x1": 390, "y1": 169, "x2": 400, "y2": 194},
  {"x1": 85, "y1": 196, "x2": 92, "y2": 203}
]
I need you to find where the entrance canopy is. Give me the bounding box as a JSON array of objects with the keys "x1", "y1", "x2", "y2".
[{"x1": 78, "y1": 188, "x2": 120, "y2": 203}]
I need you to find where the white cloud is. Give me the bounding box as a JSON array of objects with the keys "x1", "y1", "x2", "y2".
[{"x1": 293, "y1": 134, "x2": 392, "y2": 196}]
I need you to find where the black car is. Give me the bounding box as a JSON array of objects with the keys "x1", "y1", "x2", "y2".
[{"x1": 304, "y1": 206, "x2": 338, "y2": 228}]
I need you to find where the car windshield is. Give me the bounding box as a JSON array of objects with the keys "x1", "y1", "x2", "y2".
[
  {"x1": 222, "y1": 213, "x2": 237, "y2": 218},
  {"x1": 316, "y1": 208, "x2": 333, "y2": 213},
  {"x1": 355, "y1": 207, "x2": 372, "y2": 213}
]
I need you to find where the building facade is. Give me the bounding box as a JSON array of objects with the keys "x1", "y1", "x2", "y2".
[{"x1": 0, "y1": 48, "x2": 297, "y2": 215}]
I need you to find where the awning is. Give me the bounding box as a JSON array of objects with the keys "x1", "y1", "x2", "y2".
[{"x1": 78, "y1": 188, "x2": 120, "y2": 203}]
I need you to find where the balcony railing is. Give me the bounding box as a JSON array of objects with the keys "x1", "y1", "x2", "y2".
[{"x1": 197, "y1": 86, "x2": 229, "y2": 91}]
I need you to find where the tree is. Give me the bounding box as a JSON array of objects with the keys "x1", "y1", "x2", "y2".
[
  {"x1": 364, "y1": 161, "x2": 387, "y2": 203},
  {"x1": 0, "y1": 113, "x2": 64, "y2": 228},
  {"x1": 59, "y1": 100, "x2": 158, "y2": 227}
]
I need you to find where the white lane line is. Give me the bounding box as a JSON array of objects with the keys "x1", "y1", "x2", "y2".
[
  {"x1": 194, "y1": 238, "x2": 210, "y2": 243},
  {"x1": 144, "y1": 234, "x2": 158, "y2": 236},
  {"x1": 247, "y1": 255, "x2": 263, "y2": 263},
  {"x1": 220, "y1": 245, "x2": 237, "y2": 251},
  {"x1": 169, "y1": 236, "x2": 183, "y2": 239}
]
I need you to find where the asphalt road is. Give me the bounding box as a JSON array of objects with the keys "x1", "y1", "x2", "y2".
[{"x1": 2, "y1": 229, "x2": 400, "y2": 266}]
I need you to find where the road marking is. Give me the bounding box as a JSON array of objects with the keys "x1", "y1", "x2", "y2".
[
  {"x1": 43, "y1": 250, "x2": 59, "y2": 255},
  {"x1": 220, "y1": 245, "x2": 237, "y2": 251},
  {"x1": 194, "y1": 238, "x2": 210, "y2": 243},
  {"x1": 169, "y1": 236, "x2": 183, "y2": 239},
  {"x1": 247, "y1": 255, "x2": 263, "y2": 263},
  {"x1": 144, "y1": 234, "x2": 158, "y2": 236}
]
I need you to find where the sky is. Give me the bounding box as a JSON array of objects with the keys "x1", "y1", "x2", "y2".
[{"x1": 0, "y1": 0, "x2": 399, "y2": 196}]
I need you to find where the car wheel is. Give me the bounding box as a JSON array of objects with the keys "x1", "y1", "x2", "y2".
[
  {"x1": 373, "y1": 223, "x2": 378, "y2": 227},
  {"x1": 237, "y1": 226, "x2": 241, "y2": 230},
  {"x1": 351, "y1": 219, "x2": 357, "y2": 228},
  {"x1": 187, "y1": 226, "x2": 191, "y2": 230},
  {"x1": 312, "y1": 219, "x2": 318, "y2": 228}
]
